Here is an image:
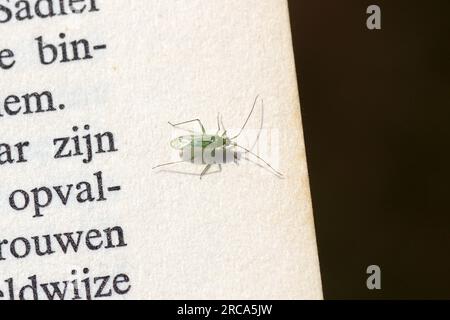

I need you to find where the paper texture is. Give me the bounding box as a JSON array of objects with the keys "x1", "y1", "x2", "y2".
[{"x1": 0, "y1": 0, "x2": 322, "y2": 299}]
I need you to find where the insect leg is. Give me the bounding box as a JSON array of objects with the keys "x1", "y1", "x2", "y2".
[
  {"x1": 220, "y1": 114, "x2": 227, "y2": 136},
  {"x1": 152, "y1": 160, "x2": 189, "y2": 170},
  {"x1": 200, "y1": 164, "x2": 212, "y2": 180},
  {"x1": 234, "y1": 144, "x2": 283, "y2": 178},
  {"x1": 216, "y1": 113, "x2": 221, "y2": 134},
  {"x1": 168, "y1": 119, "x2": 206, "y2": 134}
]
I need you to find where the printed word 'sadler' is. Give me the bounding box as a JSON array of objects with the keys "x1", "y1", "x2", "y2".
[{"x1": 0, "y1": 0, "x2": 100, "y2": 24}]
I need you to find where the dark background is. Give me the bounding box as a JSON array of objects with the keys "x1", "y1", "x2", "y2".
[{"x1": 288, "y1": 0, "x2": 450, "y2": 299}]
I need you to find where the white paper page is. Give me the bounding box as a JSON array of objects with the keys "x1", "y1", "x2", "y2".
[{"x1": 0, "y1": 0, "x2": 322, "y2": 299}]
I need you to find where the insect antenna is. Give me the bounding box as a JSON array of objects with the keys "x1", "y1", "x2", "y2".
[
  {"x1": 248, "y1": 98, "x2": 264, "y2": 151},
  {"x1": 152, "y1": 160, "x2": 189, "y2": 170},
  {"x1": 230, "y1": 95, "x2": 261, "y2": 140},
  {"x1": 234, "y1": 144, "x2": 283, "y2": 178}
]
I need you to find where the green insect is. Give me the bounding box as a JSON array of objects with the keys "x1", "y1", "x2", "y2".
[{"x1": 153, "y1": 96, "x2": 283, "y2": 179}]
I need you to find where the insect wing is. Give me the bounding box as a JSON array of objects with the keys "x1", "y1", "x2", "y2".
[
  {"x1": 191, "y1": 135, "x2": 215, "y2": 148},
  {"x1": 170, "y1": 135, "x2": 194, "y2": 149},
  {"x1": 170, "y1": 135, "x2": 216, "y2": 150}
]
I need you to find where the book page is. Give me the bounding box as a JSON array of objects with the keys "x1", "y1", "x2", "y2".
[{"x1": 0, "y1": 0, "x2": 322, "y2": 299}]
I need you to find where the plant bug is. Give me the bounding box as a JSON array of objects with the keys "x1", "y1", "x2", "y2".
[{"x1": 152, "y1": 96, "x2": 283, "y2": 179}]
